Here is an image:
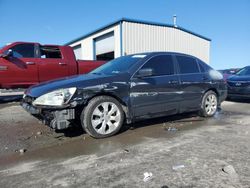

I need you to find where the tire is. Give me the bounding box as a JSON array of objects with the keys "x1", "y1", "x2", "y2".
[
  {"x1": 199, "y1": 90, "x2": 218, "y2": 117},
  {"x1": 81, "y1": 96, "x2": 124, "y2": 138}
]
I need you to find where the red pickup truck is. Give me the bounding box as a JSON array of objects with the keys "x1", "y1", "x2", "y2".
[{"x1": 0, "y1": 42, "x2": 106, "y2": 88}]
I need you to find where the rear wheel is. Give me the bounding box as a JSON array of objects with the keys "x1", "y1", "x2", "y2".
[
  {"x1": 81, "y1": 96, "x2": 124, "y2": 138},
  {"x1": 199, "y1": 90, "x2": 218, "y2": 117}
]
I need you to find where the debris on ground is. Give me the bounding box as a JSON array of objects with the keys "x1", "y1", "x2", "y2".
[
  {"x1": 161, "y1": 186, "x2": 169, "y2": 188},
  {"x1": 19, "y1": 149, "x2": 26, "y2": 154},
  {"x1": 172, "y1": 164, "x2": 185, "y2": 170},
  {"x1": 222, "y1": 165, "x2": 237, "y2": 175},
  {"x1": 123, "y1": 149, "x2": 129, "y2": 153},
  {"x1": 37, "y1": 131, "x2": 42, "y2": 135},
  {"x1": 166, "y1": 127, "x2": 178, "y2": 132},
  {"x1": 237, "y1": 120, "x2": 243, "y2": 124},
  {"x1": 143, "y1": 172, "x2": 153, "y2": 182}
]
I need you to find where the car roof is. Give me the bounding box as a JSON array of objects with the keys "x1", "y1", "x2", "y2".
[{"x1": 131, "y1": 51, "x2": 199, "y2": 60}]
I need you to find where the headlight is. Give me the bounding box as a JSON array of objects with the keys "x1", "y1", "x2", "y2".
[{"x1": 33, "y1": 87, "x2": 77, "y2": 107}]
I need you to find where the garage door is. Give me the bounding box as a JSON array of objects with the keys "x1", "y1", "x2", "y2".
[
  {"x1": 94, "y1": 32, "x2": 114, "y2": 61},
  {"x1": 73, "y1": 44, "x2": 82, "y2": 60}
]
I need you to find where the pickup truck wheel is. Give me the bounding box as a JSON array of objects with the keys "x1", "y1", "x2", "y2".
[
  {"x1": 199, "y1": 90, "x2": 218, "y2": 117},
  {"x1": 81, "y1": 96, "x2": 124, "y2": 138}
]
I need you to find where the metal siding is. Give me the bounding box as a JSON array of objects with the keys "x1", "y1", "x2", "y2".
[{"x1": 123, "y1": 22, "x2": 210, "y2": 63}]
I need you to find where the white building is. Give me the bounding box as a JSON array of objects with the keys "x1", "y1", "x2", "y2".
[{"x1": 66, "y1": 18, "x2": 211, "y2": 63}]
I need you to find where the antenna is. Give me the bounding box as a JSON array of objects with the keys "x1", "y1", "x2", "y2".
[{"x1": 173, "y1": 15, "x2": 177, "y2": 27}]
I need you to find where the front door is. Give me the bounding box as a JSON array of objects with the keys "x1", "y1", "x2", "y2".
[
  {"x1": 0, "y1": 43, "x2": 39, "y2": 88},
  {"x1": 130, "y1": 55, "x2": 180, "y2": 118}
]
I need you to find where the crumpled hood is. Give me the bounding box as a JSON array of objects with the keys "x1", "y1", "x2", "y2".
[
  {"x1": 25, "y1": 73, "x2": 126, "y2": 97},
  {"x1": 227, "y1": 75, "x2": 250, "y2": 82}
]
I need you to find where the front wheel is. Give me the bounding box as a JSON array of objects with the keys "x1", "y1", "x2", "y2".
[
  {"x1": 199, "y1": 90, "x2": 218, "y2": 117},
  {"x1": 81, "y1": 96, "x2": 124, "y2": 138}
]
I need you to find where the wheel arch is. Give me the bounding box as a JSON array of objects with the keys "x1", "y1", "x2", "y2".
[{"x1": 204, "y1": 88, "x2": 219, "y2": 97}]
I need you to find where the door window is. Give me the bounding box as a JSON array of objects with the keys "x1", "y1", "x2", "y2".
[
  {"x1": 8, "y1": 44, "x2": 35, "y2": 58},
  {"x1": 141, "y1": 55, "x2": 174, "y2": 76},
  {"x1": 176, "y1": 56, "x2": 200, "y2": 74},
  {"x1": 40, "y1": 46, "x2": 62, "y2": 59}
]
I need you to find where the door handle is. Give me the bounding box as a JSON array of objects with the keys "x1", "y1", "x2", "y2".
[
  {"x1": 168, "y1": 80, "x2": 179, "y2": 84},
  {"x1": 59, "y1": 62, "x2": 67, "y2": 66},
  {"x1": 26, "y1": 62, "x2": 36, "y2": 65},
  {"x1": 0, "y1": 65, "x2": 8, "y2": 70}
]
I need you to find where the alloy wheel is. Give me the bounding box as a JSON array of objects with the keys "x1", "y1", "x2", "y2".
[
  {"x1": 205, "y1": 94, "x2": 217, "y2": 115},
  {"x1": 91, "y1": 102, "x2": 121, "y2": 135}
]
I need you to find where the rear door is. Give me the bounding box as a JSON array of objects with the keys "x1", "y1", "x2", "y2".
[
  {"x1": 0, "y1": 43, "x2": 39, "y2": 88},
  {"x1": 175, "y1": 55, "x2": 204, "y2": 112},
  {"x1": 130, "y1": 54, "x2": 180, "y2": 117},
  {"x1": 38, "y1": 46, "x2": 69, "y2": 82}
]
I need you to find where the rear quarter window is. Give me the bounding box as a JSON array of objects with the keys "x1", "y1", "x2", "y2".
[
  {"x1": 176, "y1": 55, "x2": 200, "y2": 74},
  {"x1": 197, "y1": 59, "x2": 213, "y2": 72}
]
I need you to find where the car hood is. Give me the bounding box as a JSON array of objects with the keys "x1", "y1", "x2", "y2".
[
  {"x1": 25, "y1": 73, "x2": 129, "y2": 97},
  {"x1": 227, "y1": 75, "x2": 250, "y2": 82}
]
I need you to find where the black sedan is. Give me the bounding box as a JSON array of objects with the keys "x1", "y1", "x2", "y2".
[
  {"x1": 227, "y1": 66, "x2": 250, "y2": 99},
  {"x1": 22, "y1": 52, "x2": 227, "y2": 138}
]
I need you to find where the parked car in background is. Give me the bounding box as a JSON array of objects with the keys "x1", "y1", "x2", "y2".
[
  {"x1": 227, "y1": 66, "x2": 250, "y2": 99},
  {"x1": 22, "y1": 52, "x2": 227, "y2": 138},
  {"x1": 0, "y1": 42, "x2": 106, "y2": 89},
  {"x1": 218, "y1": 68, "x2": 239, "y2": 80}
]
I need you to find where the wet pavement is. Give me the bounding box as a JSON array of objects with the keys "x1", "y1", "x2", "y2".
[{"x1": 0, "y1": 97, "x2": 249, "y2": 187}]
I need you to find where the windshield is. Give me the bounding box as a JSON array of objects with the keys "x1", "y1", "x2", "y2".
[
  {"x1": 236, "y1": 67, "x2": 250, "y2": 76},
  {"x1": 91, "y1": 54, "x2": 147, "y2": 75}
]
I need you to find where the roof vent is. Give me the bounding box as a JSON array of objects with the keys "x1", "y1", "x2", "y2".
[{"x1": 173, "y1": 15, "x2": 177, "y2": 28}]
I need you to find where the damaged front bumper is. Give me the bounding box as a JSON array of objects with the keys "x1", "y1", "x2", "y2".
[{"x1": 21, "y1": 102, "x2": 76, "y2": 130}]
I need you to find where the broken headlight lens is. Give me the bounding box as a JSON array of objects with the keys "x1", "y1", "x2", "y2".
[{"x1": 33, "y1": 87, "x2": 77, "y2": 107}]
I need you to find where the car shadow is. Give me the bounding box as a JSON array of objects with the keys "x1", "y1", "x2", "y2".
[
  {"x1": 0, "y1": 95, "x2": 23, "y2": 104},
  {"x1": 120, "y1": 112, "x2": 203, "y2": 133},
  {"x1": 58, "y1": 111, "x2": 203, "y2": 138},
  {"x1": 55, "y1": 121, "x2": 84, "y2": 137}
]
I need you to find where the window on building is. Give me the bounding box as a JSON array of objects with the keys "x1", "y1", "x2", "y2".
[
  {"x1": 141, "y1": 55, "x2": 175, "y2": 76},
  {"x1": 94, "y1": 32, "x2": 115, "y2": 61},
  {"x1": 8, "y1": 44, "x2": 35, "y2": 58},
  {"x1": 176, "y1": 56, "x2": 200, "y2": 74},
  {"x1": 40, "y1": 46, "x2": 62, "y2": 59}
]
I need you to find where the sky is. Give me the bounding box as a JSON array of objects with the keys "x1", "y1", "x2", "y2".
[{"x1": 0, "y1": 0, "x2": 249, "y2": 70}]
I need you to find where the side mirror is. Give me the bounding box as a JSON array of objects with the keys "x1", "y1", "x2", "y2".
[
  {"x1": 0, "y1": 49, "x2": 13, "y2": 58},
  {"x1": 6, "y1": 49, "x2": 13, "y2": 57},
  {"x1": 137, "y1": 68, "x2": 153, "y2": 78}
]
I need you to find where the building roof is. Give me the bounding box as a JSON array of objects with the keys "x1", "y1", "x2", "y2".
[{"x1": 65, "y1": 18, "x2": 211, "y2": 45}]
